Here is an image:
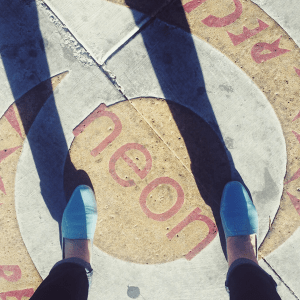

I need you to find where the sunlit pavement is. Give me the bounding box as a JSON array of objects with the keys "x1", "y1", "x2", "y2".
[{"x1": 1, "y1": 0, "x2": 300, "y2": 299}]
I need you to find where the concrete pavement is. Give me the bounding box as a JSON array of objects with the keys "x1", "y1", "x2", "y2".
[{"x1": 0, "y1": 0, "x2": 300, "y2": 299}]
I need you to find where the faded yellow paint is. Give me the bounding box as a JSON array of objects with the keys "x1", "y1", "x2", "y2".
[
  {"x1": 105, "y1": 0, "x2": 300, "y2": 259},
  {"x1": 1, "y1": 0, "x2": 300, "y2": 293},
  {"x1": 68, "y1": 99, "x2": 216, "y2": 264},
  {"x1": 0, "y1": 72, "x2": 68, "y2": 292}
]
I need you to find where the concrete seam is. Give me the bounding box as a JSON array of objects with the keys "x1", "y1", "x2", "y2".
[
  {"x1": 39, "y1": 0, "x2": 199, "y2": 179},
  {"x1": 127, "y1": 100, "x2": 195, "y2": 178},
  {"x1": 38, "y1": 0, "x2": 197, "y2": 169},
  {"x1": 38, "y1": 0, "x2": 127, "y2": 99},
  {"x1": 262, "y1": 257, "x2": 300, "y2": 300},
  {"x1": 101, "y1": 0, "x2": 175, "y2": 64}
]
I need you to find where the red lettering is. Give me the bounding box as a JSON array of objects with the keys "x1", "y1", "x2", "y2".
[
  {"x1": 293, "y1": 68, "x2": 300, "y2": 121},
  {"x1": 292, "y1": 131, "x2": 300, "y2": 144},
  {"x1": 292, "y1": 111, "x2": 300, "y2": 122},
  {"x1": 0, "y1": 265, "x2": 21, "y2": 282},
  {"x1": 251, "y1": 37, "x2": 290, "y2": 64},
  {"x1": 287, "y1": 192, "x2": 300, "y2": 216},
  {"x1": 0, "y1": 146, "x2": 21, "y2": 164},
  {"x1": 0, "y1": 289, "x2": 34, "y2": 300},
  {"x1": 0, "y1": 146, "x2": 21, "y2": 194},
  {"x1": 4, "y1": 106, "x2": 23, "y2": 138},
  {"x1": 183, "y1": 0, "x2": 208, "y2": 13},
  {"x1": 167, "y1": 207, "x2": 217, "y2": 260},
  {"x1": 228, "y1": 19, "x2": 269, "y2": 46},
  {"x1": 73, "y1": 103, "x2": 122, "y2": 157},
  {"x1": 139, "y1": 177, "x2": 184, "y2": 221},
  {"x1": 202, "y1": 0, "x2": 242, "y2": 27},
  {"x1": 285, "y1": 168, "x2": 300, "y2": 185},
  {"x1": 109, "y1": 143, "x2": 152, "y2": 187},
  {"x1": 0, "y1": 177, "x2": 5, "y2": 195}
]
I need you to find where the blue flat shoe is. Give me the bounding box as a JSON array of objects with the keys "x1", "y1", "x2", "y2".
[
  {"x1": 61, "y1": 185, "x2": 98, "y2": 259},
  {"x1": 220, "y1": 181, "x2": 258, "y2": 256}
]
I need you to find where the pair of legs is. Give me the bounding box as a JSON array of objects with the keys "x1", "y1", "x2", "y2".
[{"x1": 30, "y1": 183, "x2": 282, "y2": 300}]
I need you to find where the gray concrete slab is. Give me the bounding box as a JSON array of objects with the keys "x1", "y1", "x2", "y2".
[
  {"x1": 105, "y1": 17, "x2": 287, "y2": 247},
  {"x1": 3, "y1": 0, "x2": 300, "y2": 298},
  {"x1": 0, "y1": 0, "x2": 120, "y2": 114},
  {"x1": 263, "y1": 227, "x2": 300, "y2": 299},
  {"x1": 13, "y1": 12, "x2": 288, "y2": 300},
  {"x1": 43, "y1": 0, "x2": 151, "y2": 64},
  {"x1": 7, "y1": 0, "x2": 124, "y2": 282},
  {"x1": 259, "y1": 259, "x2": 298, "y2": 300},
  {"x1": 252, "y1": 0, "x2": 300, "y2": 47}
]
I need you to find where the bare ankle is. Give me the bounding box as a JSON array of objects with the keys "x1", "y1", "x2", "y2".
[
  {"x1": 64, "y1": 238, "x2": 91, "y2": 264},
  {"x1": 227, "y1": 235, "x2": 258, "y2": 267}
]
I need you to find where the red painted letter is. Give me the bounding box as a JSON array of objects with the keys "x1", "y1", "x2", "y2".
[
  {"x1": 292, "y1": 110, "x2": 300, "y2": 122},
  {"x1": 139, "y1": 177, "x2": 184, "y2": 221},
  {"x1": 0, "y1": 265, "x2": 21, "y2": 282},
  {"x1": 285, "y1": 168, "x2": 300, "y2": 185},
  {"x1": 73, "y1": 103, "x2": 122, "y2": 157},
  {"x1": 292, "y1": 131, "x2": 300, "y2": 144},
  {"x1": 183, "y1": 0, "x2": 208, "y2": 13},
  {"x1": 228, "y1": 19, "x2": 269, "y2": 46},
  {"x1": 287, "y1": 192, "x2": 300, "y2": 216},
  {"x1": 109, "y1": 143, "x2": 152, "y2": 187},
  {"x1": 167, "y1": 207, "x2": 217, "y2": 260},
  {"x1": 4, "y1": 106, "x2": 23, "y2": 138},
  {"x1": 0, "y1": 146, "x2": 21, "y2": 194},
  {"x1": 202, "y1": 0, "x2": 242, "y2": 27},
  {"x1": 251, "y1": 37, "x2": 290, "y2": 64},
  {"x1": 0, "y1": 289, "x2": 34, "y2": 300}
]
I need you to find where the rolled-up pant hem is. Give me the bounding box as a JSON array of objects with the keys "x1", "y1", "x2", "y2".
[
  {"x1": 30, "y1": 258, "x2": 92, "y2": 300},
  {"x1": 53, "y1": 257, "x2": 93, "y2": 290},
  {"x1": 225, "y1": 258, "x2": 281, "y2": 300}
]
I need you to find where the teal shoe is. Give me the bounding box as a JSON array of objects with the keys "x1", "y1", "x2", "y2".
[
  {"x1": 61, "y1": 185, "x2": 98, "y2": 259},
  {"x1": 220, "y1": 181, "x2": 258, "y2": 256}
]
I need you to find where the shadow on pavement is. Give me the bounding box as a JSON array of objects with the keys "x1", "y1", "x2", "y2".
[
  {"x1": 0, "y1": 0, "x2": 93, "y2": 249},
  {"x1": 125, "y1": 0, "x2": 249, "y2": 259}
]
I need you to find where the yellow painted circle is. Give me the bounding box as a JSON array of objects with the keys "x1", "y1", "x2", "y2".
[
  {"x1": 65, "y1": 98, "x2": 224, "y2": 264},
  {"x1": 107, "y1": 0, "x2": 300, "y2": 259}
]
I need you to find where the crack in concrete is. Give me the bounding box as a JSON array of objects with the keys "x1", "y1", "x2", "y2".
[
  {"x1": 262, "y1": 257, "x2": 300, "y2": 299},
  {"x1": 38, "y1": 0, "x2": 126, "y2": 96},
  {"x1": 39, "y1": 0, "x2": 198, "y2": 168},
  {"x1": 38, "y1": 0, "x2": 202, "y2": 181},
  {"x1": 38, "y1": 0, "x2": 96, "y2": 67},
  {"x1": 101, "y1": 0, "x2": 175, "y2": 65}
]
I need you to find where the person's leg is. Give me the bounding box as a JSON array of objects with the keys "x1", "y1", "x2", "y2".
[
  {"x1": 29, "y1": 258, "x2": 90, "y2": 300},
  {"x1": 221, "y1": 181, "x2": 282, "y2": 300},
  {"x1": 225, "y1": 257, "x2": 281, "y2": 300},
  {"x1": 30, "y1": 185, "x2": 97, "y2": 300}
]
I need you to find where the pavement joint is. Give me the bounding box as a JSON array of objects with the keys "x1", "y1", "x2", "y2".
[
  {"x1": 38, "y1": 0, "x2": 95, "y2": 67},
  {"x1": 38, "y1": 0, "x2": 126, "y2": 97},
  {"x1": 128, "y1": 99, "x2": 193, "y2": 177},
  {"x1": 262, "y1": 257, "x2": 300, "y2": 300},
  {"x1": 1, "y1": 0, "x2": 300, "y2": 298},
  {"x1": 100, "y1": 0, "x2": 180, "y2": 65}
]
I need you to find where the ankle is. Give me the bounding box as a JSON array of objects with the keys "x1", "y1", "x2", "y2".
[
  {"x1": 227, "y1": 235, "x2": 258, "y2": 267},
  {"x1": 64, "y1": 238, "x2": 91, "y2": 264}
]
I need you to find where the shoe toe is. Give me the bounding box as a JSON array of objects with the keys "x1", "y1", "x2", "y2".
[
  {"x1": 62, "y1": 185, "x2": 98, "y2": 241},
  {"x1": 220, "y1": 181, "x2": 258, "y2": 239}
]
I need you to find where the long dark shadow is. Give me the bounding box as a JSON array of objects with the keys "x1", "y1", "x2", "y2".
[
  {"x1": 125, "y1": 0, "x2": 247, "y2": 258},
  {"x1": 0, "y1": 0, "x2": 92, "y2": 247}
]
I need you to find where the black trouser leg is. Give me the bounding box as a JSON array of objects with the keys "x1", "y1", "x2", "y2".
[
  {"x1": 226, "y1": 258, "x2": 282, "y2": 300},
  {"x1": 30, "y1": 258, "x2": 92, "y2": 300}
]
